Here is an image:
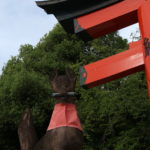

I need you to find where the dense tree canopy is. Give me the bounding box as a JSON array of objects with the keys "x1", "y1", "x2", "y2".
[{"x1": 0, "y1": 24, "x2": 150, "y2": 150}]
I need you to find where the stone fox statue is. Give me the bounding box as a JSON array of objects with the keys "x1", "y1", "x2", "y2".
[{"x1": 18, "y1": 69, "x2": 83, "y2": 150}]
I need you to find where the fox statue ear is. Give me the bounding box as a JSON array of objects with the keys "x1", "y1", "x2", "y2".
[
  {"x1": 18, "y1": 108, "x2": 38, "y2": 150},
  {"x1": 50, "y1": 70, "x2": 58, "y2": 84},
  {"x1": 65, "y1": 68, "x2": 76, "y2": 82}
]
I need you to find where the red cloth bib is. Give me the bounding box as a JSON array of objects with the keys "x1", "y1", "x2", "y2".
[{"x1": 47, "y1": 103, "x2": 83, "y2": 131}]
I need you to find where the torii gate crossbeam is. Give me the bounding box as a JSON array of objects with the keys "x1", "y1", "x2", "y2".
[{"x1": 80, "y1": 41, "x2": 144, "y2": 88}]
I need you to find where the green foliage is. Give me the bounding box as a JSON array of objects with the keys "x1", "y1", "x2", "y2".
[{"x1": 0, "y1": 24, "x2": 150, "y2": 150}]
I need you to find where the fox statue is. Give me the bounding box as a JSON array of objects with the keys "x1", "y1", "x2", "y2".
[{"x1": 18, "y1": 69, "x2": 83, "y2": 150}]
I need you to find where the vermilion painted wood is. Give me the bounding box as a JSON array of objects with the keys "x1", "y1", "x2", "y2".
[
  {"x1": 36, "y1": 0, "x2": 123, "y2": 35},
  {"x1": 47, "y1": 103, "x2": 83, "y2": 131},
  {"x1": 81, "y1": 41, "x2": 144, "y2": 88},
  {"x1": 74, "y1": 0, "x2": 144, "y2": 40},
  {"x1": 138, "y1": 1, "x2": 150, "y2": 98}
]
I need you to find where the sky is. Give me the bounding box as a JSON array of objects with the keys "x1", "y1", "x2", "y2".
[{"x1": 0, "y1": 0, "x2": 140, "y2": 74}]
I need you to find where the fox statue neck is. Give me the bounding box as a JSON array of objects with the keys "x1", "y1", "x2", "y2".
[{"x1": 47, "y1": 103, "x2": 83, "y2": 131}]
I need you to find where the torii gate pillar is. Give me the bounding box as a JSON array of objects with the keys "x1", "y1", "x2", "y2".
[{"x1": 138, "y1": 1, "x2": 150, "y2": 97}]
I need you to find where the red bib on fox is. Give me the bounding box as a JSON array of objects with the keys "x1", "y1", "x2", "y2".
[{"x1": 47, "y1": 103, "x2": 83, "y2": 131}]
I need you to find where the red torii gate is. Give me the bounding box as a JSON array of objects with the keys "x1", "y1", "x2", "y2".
[
  {"x1": 76, "y1": 0, "x2": 150, "y2": 98},
  {"x1": 37, "y1": 0, "x2": 150, "y2": 98}
]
